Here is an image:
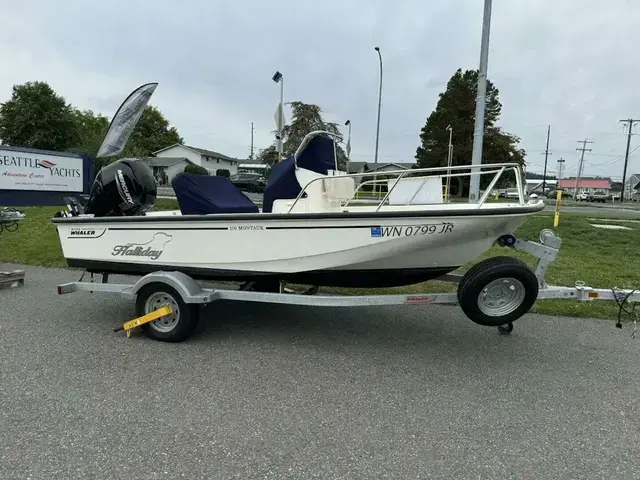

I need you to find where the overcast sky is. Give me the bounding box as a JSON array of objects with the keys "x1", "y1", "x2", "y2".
[{"x1": 1, "y1": 0, "x2": 639, "y2": 181}]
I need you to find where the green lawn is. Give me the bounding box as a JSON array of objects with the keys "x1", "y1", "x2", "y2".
[{"x1": 1, "y1": 200, "x2": 638, "y2": 320}]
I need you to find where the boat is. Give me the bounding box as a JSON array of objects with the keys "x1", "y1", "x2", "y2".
[
  {"x1": 50, "y1": 82, "x2": 543, "y2": 290},
  {"x1": 53, "y1": 132, "x2": 544, "y2": 289}
]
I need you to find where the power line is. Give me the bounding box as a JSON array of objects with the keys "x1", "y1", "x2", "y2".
[
  {"x1": 574, "y1": 139, "x2": 593, "y2": 194},
  {"x1": 619, "y1": 118, "x2": 640, "y2": 202}
]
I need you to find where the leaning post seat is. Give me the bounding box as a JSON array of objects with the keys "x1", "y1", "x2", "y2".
[
  {"x1": 262, "y1": 135, "x2": 336, "y2": 213},
  {"x1": 171, "y1": 173, "x2": 259, "y2": 215}
]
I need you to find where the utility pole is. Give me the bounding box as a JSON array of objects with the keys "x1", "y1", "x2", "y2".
[
  {"x1": 541, "y1": 125, "x2": 552, "y2": 193},
  {"x1": 249, "y1": 122, "x2": 255, "y2": 160},
  {"x1": 574, "y1": 139, "x2": 593, "y2": 197},
  {"x1": 445, "y1": 125, "x2": 453, "y2": 202},
  {"x1": 469, "y1": 0, "x2": 493, "y2": 202},
  {"x1": 618, "y1": 118, "x2": 640, "y2": 202},
  {"x1": 557, "y1": 157, "x2": 565, "y2": 181},
  {"x1": 373, "y1": 47, "x2": 383, "y2": 166}
]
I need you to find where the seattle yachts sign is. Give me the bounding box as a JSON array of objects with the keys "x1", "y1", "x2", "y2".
[{"x1": 0, "y1": 149, "x2": 84, "y2": 192}]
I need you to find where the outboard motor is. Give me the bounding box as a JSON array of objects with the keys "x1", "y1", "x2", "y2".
[{"x1": 84, "y1": 158, "x2": 157, "y2": 217}]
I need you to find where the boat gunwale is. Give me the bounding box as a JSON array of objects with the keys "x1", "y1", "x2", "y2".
[{"x1": 51, "y1": 202, "x2": 545, "y2": 224}]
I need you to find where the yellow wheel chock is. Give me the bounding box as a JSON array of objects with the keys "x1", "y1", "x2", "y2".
[{"x1": 113, "y1": 305, "x2": 173, "y2": 338}]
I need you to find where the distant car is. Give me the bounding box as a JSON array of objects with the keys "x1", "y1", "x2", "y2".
[
  {"x1": 546, "y1": 189, "x2": 572, "y2": 199},
  {"x1": 505, "y1": 188, "x2": 519, "y2": 199},
  {"x1": 587, "y1": 192, "x2": 607, "y2": 203},
  {"x1": 228, "y1": 173, "x2": 267, "y2": 193},
  {"x1": 575, "y1": 193, "x2": 588, "y2": 201}
]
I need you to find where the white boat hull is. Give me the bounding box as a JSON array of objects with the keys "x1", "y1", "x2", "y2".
[{"x1": 54, "y1": 207, "x2": 537, "y2": 287}]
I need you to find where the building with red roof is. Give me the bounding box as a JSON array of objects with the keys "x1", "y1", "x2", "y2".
[{"x1": 558, "y1": 177, "x2": 612, "y2": 196}]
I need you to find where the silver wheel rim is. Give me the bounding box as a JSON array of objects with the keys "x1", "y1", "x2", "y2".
[
  {"x1": 144, "y1": 291, "x2": 180, "y2": 333},
  {"x1": 477, "y1": 277, "x2": 526, "y2": 317}
]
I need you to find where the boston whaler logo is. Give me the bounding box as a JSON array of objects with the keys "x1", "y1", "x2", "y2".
[
  {"x1": 68, "y1": 228, "x2": 106, "y2": 239},
  {"x1": 111, "y1": 232, "x2": 172, "y2": 260}
]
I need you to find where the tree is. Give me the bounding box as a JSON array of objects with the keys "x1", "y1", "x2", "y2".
[
  {"x1": 274, "y1": 101, "x2": 348, "y2": 170},
  {"x1": 120, "y1": 105, "x2": 183, "y2": 158},
  {"x1": 415, "y1": 69, "x2": 525, "y2": 195},
  {"x1": 68, "y1": 109, "x2": 110, "y2": 157},
  {"x1": 91, "y1": 105, "x2": 184, "y2": 172},
  {"x1": 0, "y1": 81, "x2": 80, "y2": 151},
  {"x1": 185, "y1": 164, "x2": 209, "y2": 175},
  {"x1": 256, "y1": 145, "x2": 279, "y2": 166}
]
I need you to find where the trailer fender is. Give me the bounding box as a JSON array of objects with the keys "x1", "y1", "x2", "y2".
[{"x1": 121, "y1": 271, "x2": 218, "y2": 304}]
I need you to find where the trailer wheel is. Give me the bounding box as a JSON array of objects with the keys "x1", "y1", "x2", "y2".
[
  {"x1": 135, "y1": 283, "x2": 198, "y2": 342},
  {"x1": 457, "y1": 256, "x2": 539, "y2": 327}
]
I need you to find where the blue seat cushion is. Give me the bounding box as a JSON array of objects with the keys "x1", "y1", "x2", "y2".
[
  {"x1": 171, "y1": 173, "x2": 259, "y2": 215},
  {"x1": 262, "y1": 135, "x2": 336, "y2": 213}
]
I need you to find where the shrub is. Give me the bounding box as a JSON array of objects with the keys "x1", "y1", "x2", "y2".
[
  {"x1": 216, "y1": 169, "x2": 230, "y2": 178},
  {"x1": 184, "y1": 164, "x2": 209, "y2": 175}
]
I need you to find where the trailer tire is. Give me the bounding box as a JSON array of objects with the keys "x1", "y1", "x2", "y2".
[
  {"x1": 457, "y1": 256, "x2": 538, "y2": 327},
  {"x1": 135, "y1": 283, "x2": 199, "y2": 342}
]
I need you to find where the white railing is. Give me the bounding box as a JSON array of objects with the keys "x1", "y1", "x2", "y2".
[{"x1": 285, "y1": 131, "x2": 527, "y2": 213}]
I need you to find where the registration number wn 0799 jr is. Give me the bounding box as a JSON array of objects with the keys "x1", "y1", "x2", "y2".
[{"x1": 370, "y1": 222, "x2": 454, "y2": 238}]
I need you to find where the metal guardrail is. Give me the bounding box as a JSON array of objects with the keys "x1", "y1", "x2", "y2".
[{"x1": 286, "y1": 131, "x2": 527, "y2": 213}]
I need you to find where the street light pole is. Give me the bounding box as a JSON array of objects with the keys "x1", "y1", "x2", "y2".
[
  {"x1": 345, "y1": 119, "x2": 352, "y2": 173},
  {"x1": 272, "y1": 71, "x2": 284, "y2": 162},
  {"x1": 374, "y1": 47, "x2": 383, "y2": 167},
  {"x1": 469, "y1": 0, "x2": 493, "y2": 203}
]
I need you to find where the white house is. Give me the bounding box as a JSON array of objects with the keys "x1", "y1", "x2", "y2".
[
  {"x1": 624, "y1": 173, "x2": 640, "y2": 200},
  {"x1": 525, "y1": 179, "x2": 557, "y2": 194},
  {"x1": 152, "y1": 144, "x2": 240, "y2": 175},
  {"x1": 347, "y1": 161, "x2": 415, "y2": 174},
  {"x1": 140, "y1": 157, "x2": 195, "y2": 184}
]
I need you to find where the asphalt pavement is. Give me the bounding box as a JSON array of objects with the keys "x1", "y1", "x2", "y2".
[{"x1": 1, "y1": 264, "x2": 639, "y2": 478}]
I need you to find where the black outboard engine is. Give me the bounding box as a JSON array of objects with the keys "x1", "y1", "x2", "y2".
[{"x1": 84, "y1": 158, "x2": 157, "y2": 217}]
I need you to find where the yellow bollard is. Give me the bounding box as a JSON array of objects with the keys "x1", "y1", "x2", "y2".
[{"x1": 553, "y1": 189, "x2": 562, "y2": 227}]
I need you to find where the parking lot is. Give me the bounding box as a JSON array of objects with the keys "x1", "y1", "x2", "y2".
[{"x1": 2, "y1": 264, "x2": 640, "y2": 479}]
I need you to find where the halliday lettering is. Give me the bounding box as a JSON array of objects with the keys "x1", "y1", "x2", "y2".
[
  {"x1": 111, "y1": 232, "x2": 172, "y2": 261},
  {"x1": 112, "y1": 244, "x2": 164, "y2": 260}
]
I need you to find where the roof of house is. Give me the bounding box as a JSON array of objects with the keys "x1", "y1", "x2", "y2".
[
  {"x1": 558, "y1": 177, "x2": 612, "y2": 189},
  {"x1": 152, "y1": 144, "x2": 239, "y2": 164},
  {"x1": 141, "y1": 156, "x2": 193, "y2": 167},
  {"x1": 625, "y1": 173, "x2": 640, "y2": 185},
  {"x1": 348, "y1": 161, "x2": 416, "y2": 172},
  {"x1": 185, "y1": 145, "x2": 237, "y2": 162}
]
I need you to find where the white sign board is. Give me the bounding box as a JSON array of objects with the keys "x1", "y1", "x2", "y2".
[
  {"x1": 274, "y1": 103, "x2": 285, "y2": 131},
  {"x1": 0, "y1": 149, "x2": 84, "y2": 192},
  {"x1": 387, "y1": 176, "x2": 443, "y2": 205}
]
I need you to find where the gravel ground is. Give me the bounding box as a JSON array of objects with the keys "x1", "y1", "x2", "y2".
[{"x1": 1, "y1": 264, "x2": 639, "y2": 479}]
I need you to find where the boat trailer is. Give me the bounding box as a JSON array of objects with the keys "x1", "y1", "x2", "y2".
[
  {"x1": 0, "y1": 208, "x2": 26, "y2": 290},
  {"x1": 57, "y1": 228, "x2": 640, "y2": 342}
]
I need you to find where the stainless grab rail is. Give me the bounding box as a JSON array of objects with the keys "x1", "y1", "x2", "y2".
[{"x1": 285, "y1": 162, "x2": 526, "y2": 213}]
